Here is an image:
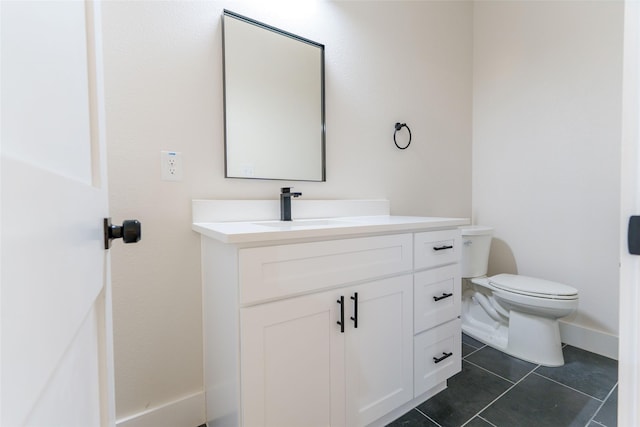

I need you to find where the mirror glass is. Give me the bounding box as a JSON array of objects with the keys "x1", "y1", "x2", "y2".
[{"x1": 223, "y1": 10, "x2": 325, "y2": 181}]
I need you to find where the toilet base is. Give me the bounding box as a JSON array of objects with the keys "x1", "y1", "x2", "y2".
[
  {"x1": 462, "y1": 300, "x2": 566, "y2": 367},
  {"x1": 507, "y1": 311, "x2": 564, "y2": 366}
]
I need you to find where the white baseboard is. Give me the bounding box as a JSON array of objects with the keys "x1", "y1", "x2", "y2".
[
  {"x1": 116, "y1": 391, "x2": 205, "y2": 427},
  {"x1": 559, "y1": 320, "x2": 618, "y2": 360}
]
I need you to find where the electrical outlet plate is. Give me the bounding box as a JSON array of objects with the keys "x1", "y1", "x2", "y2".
[{"x1": 161, "y1": 151, "x2": 183, "y2": 181}]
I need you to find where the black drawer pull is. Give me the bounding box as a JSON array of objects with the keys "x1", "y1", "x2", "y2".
[
  {"x1": 433, "y1": 292, "x2": 453, "y2": 302},
  {"x1": 337, "y1": 296, "x2": 345, "y2": 333},
  {"x1": 350, "y1": 292, "x2": 358, "y2": 328},
  {"x1": 433, "y1": 352, "x2": 453, "y2": 364},
  {"x1": 433, "y1": 245, "x2": 453, "y2": 251}
]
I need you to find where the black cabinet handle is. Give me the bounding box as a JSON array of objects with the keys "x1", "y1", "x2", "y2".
[
  {"x1": 337, "y1": 296, "x2": 345, "y2": 333},
  {"x1": 433, "y1": 292, "x2": 453, "y2": 302},
  {"x1": 433, "y1": 352, "x2": 453, "y2": 364},
  {"x1": 433, "y1": 245, "x2": 453, "y2": 251},
  {"x1": 350, "y1": 292, "x2": 358, "y2": 328}
]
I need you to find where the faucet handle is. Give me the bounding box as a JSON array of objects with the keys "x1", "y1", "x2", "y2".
[{"x1": 280, "y1": 187, "x2": 302, "y2": 197}]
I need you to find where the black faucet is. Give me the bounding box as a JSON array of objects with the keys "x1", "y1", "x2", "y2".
[{"x1": 280, "y1": 187, "x2": 302, "y2": 221}]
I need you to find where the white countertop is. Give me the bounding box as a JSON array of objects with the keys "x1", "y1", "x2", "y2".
[{"x1": 192, "y1": 215, "x2": 470, "y2": 244}]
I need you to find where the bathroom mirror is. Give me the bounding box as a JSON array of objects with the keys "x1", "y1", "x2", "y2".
[{"x1": 222, "y1": 10, "x2": 326, "y2": 181}]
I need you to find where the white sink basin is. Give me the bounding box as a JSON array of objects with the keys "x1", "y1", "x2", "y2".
[{"x1": 253, "y1": 219, "x2": 353, "y2": 228}]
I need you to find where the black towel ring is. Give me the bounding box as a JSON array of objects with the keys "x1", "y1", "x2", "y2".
[{"x1": 393, "y1": 122, "x2": 412, "y2": 150}]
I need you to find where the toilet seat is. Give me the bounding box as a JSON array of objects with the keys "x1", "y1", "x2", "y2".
[{"x1": 488, "y1": 274, "x2": 578, "y2": 300}]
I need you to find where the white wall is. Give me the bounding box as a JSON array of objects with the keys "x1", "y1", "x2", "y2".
[
  {"x1": 101, "y1": 1, "x2": 472, "y2": 422},
  {"x1": 473, "y1": 1, "x2": 623, "y2": 353}
]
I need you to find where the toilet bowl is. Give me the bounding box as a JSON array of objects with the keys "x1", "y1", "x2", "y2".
[{"x1": 460, "y1": 226, "x2": 578, "y2": 367}]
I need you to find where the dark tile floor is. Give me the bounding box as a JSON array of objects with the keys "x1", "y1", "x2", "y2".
[{"x1": 388, "y1": 334, "x2": 618, "y2": 427}]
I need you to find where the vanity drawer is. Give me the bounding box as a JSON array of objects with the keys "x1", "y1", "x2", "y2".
[
  {"x1": 414, "y1": 229, "x2": 461, "y2": 270},
  {"x1": 239, "y1": 234, "x2": 413, "y2": 304},
  {"x1": 414, "y1": 264, "x2": 461, "y2": 334},
  {"x1": 414, "y1": 318, "x2": 461, "y2": 397}
]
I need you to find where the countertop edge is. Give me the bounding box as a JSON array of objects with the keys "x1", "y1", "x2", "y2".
[{"x1": 193, "y1": 216, "x2": 471, "y2": 245}]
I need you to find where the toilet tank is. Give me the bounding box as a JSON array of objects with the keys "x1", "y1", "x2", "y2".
[{"x1": 460, "y1": 226, "x2": 493, "y2": 278}]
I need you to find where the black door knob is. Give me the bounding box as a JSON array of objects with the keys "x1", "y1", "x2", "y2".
[{"x1": 104, "y1": 218, "x2": 142, "y2": 249}]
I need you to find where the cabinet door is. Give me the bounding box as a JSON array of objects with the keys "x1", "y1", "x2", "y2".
[
  {"x1": 241, "y1": 291, "x2": 345, "y2": 427},
  {"x1": 345, "y1": 275, "x2": 413, "y2": 427}
]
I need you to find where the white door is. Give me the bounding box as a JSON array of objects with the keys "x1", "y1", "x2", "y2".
[
  {"x1": 345, "y1": 275, "x2": 413, "y2": 427},
  {"x1": 619, "y1": 1, "x2": 640, "y2": 425},
  {"x1": 2, "y1": 1, "x2": 119, "y2": 425},
  {"x1": 240, "y1": 290, "x2": 346, "y2": 427}
]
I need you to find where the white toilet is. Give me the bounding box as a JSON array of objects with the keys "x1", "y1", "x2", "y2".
[{"x1": 460, "y1": 226, "x2": 579, "y2": 366}]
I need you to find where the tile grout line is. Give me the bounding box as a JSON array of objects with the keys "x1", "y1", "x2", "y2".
[
  {"x1": 460, "y1": 367, "x2": 539, "y2": 426},
  {"x1": 462, "y1": 345, "x2": 485, "y2": 360},
  {"x1": 463, "y1": 359, "x2": 518, "y2": 385},
  {"x1": 477, "y1": 414, "x2": 499, "y2": 427},
  {"x1": 463, "y1": 341, "x2": 486, "y2": 350},
  {"x1": 414, "y1": 407, "x2": 443, "y2": 427},
  {"x1": 531, "y1": 371, "x2": 606, "y2": 402},
  {"x1": 585, "y1": 381, "x2": 619, "y2": 427},
  {"x1": 462, "y1": 337, "x2": 487, "y2": 352}
]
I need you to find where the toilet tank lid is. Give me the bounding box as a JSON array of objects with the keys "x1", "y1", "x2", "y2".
[
  {"x1": 489, "y1": 274, "x2": 578, "y2": 297},
  {"x1": 460, "y1": 225, "x2": 493, "y2": 236}
]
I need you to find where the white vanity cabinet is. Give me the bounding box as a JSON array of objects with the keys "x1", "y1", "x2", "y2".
[
  {"x1": 194, "y1": 205, "x2": 468, "y2": 427},
  {"x1": 241, "y1": 275, "x2": 413, "y2": 427},
  {"x1": 237, "y1": 235, "x2": 414, "y2": 427}
]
